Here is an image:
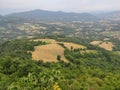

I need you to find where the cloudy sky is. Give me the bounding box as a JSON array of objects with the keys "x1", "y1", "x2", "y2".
[{"x1": 0, "y1": 0, "x2": 119, "y2": 14}]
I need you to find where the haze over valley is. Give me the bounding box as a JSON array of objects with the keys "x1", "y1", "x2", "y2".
[{"x1": 0, "y1": 0, "x2": 120, "y2": 90}]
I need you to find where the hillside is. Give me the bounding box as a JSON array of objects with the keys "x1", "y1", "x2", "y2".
[
  {"x1": 0, "y1": 15, "x2": 4, "y2": 21},
  {"x1": 0, "y1": 38, "x2": 120, "y2": 89},
  {"x1": 6, "y1": 9, "x2": 99, "y2": 21},
  {"x1": 0, "y1": 14, "x2": 4, "y2": 17},
  {"x1": 0, "y1": 9, "x2": 120, "y2": 90},
  {"x1": 96, "y1": 10, "x2": 120, "y2": 20}
]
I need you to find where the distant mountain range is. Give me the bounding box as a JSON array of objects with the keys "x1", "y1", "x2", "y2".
[
  {"x1": 0, "y1": 15, "x2": 3, "y2": 18},
  {"x1": 95, "y1": 10, "x2": 120, "y2": 20},
  {"x1": 3, "y1": 9, "x2": 120, "y2": 21},
  {"x1": 0, "y1": 15, "x2": 4, "y2": 21},
  {"x1": 6, "y1": 9, "x2": 99, "y2": 21}
]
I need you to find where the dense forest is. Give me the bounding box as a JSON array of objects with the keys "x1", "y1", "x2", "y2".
[{"x1": 0, "y1": 38, "x2": 120, "y2": 90}]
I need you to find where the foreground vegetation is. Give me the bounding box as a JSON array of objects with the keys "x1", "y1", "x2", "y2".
[{"x1": 0, "y1": 38, "x2": 120, "y2": 90}]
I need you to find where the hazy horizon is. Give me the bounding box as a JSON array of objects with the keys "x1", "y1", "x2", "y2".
[{"x1": 0, "y1": 0, "x2": 120, "y2": 15}]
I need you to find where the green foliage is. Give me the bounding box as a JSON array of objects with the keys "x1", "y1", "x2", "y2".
[
  {"x1": 113, "y1": 40, "x2": 120, "y2": 51},
  {"x1": 0, "y1": 39, "x2": 120, "y2": 90},
  {"x1": 57, "y1": 55, "x2": 61, "y2": 61},
  {"x1": 0, "y1": 39, "x2": 46, "y2": 60},
  {"x1": 8, "y1": 70, "x2": 62, "y2": 90}
]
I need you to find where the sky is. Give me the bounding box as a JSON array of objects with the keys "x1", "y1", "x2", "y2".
[{"x1": 0, "y1": 0, "x2": 120, "y2": 15}]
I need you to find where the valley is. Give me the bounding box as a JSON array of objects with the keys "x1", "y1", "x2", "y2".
[{"x1": 0, "y1": 9, "x2": 120, "y2": 90}]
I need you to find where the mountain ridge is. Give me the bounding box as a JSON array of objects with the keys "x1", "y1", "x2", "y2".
[
  {"x1": 95, "y1": 10, "x2": 120, "y2": 20},
  {"x1": 6, "y1": 9, "x2": 99, "y2": 21},
  {"x1": 4, "y1": 9, "x2": 120, "y2": 21}
]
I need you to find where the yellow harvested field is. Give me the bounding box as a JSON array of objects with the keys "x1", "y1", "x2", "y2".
[
  {"x1": 90, "y1": 41, "x2": 102, "y2": 45},
  {"x1": 99, "y1": 42, "x2": 114, "y2": 51},
  {"x1": 63, "y1": 42, "x2": 86, "y2": 50},
  {"x1": 31, "y1": 39, "x2": 86, "y2": 62},
  {"x1": 33, "y1": 39, "x2": 57, "y2": 43},
  {"x1": 31, "y1": 43, "x2": 68, "y2": 62},
  {"x1": 90, "y1": 41, "x2": 114, "y2": 51}
]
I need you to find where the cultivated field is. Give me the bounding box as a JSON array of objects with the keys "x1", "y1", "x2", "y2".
[
  {"x1": 32, "y1": 39, "x2": 57, "y2": 44},
  {"x1": 63, "y1": 42, "x2": 86, "y2": 50},
  {"x1": 31, "y1": 43, "x2": 67, "y2": 62},
  {"x1": 90, "y1": 41, "x2": 114, "y2": 51},
  {"x1": 90, "y1": 41, "x2": 102, "y2": 45},
  {"x1": 31, "y1": 39, "x2": 88, "y2": 62},
  {"x1": 99, "y1": 42, "x2": 114, "y2": 51}
]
